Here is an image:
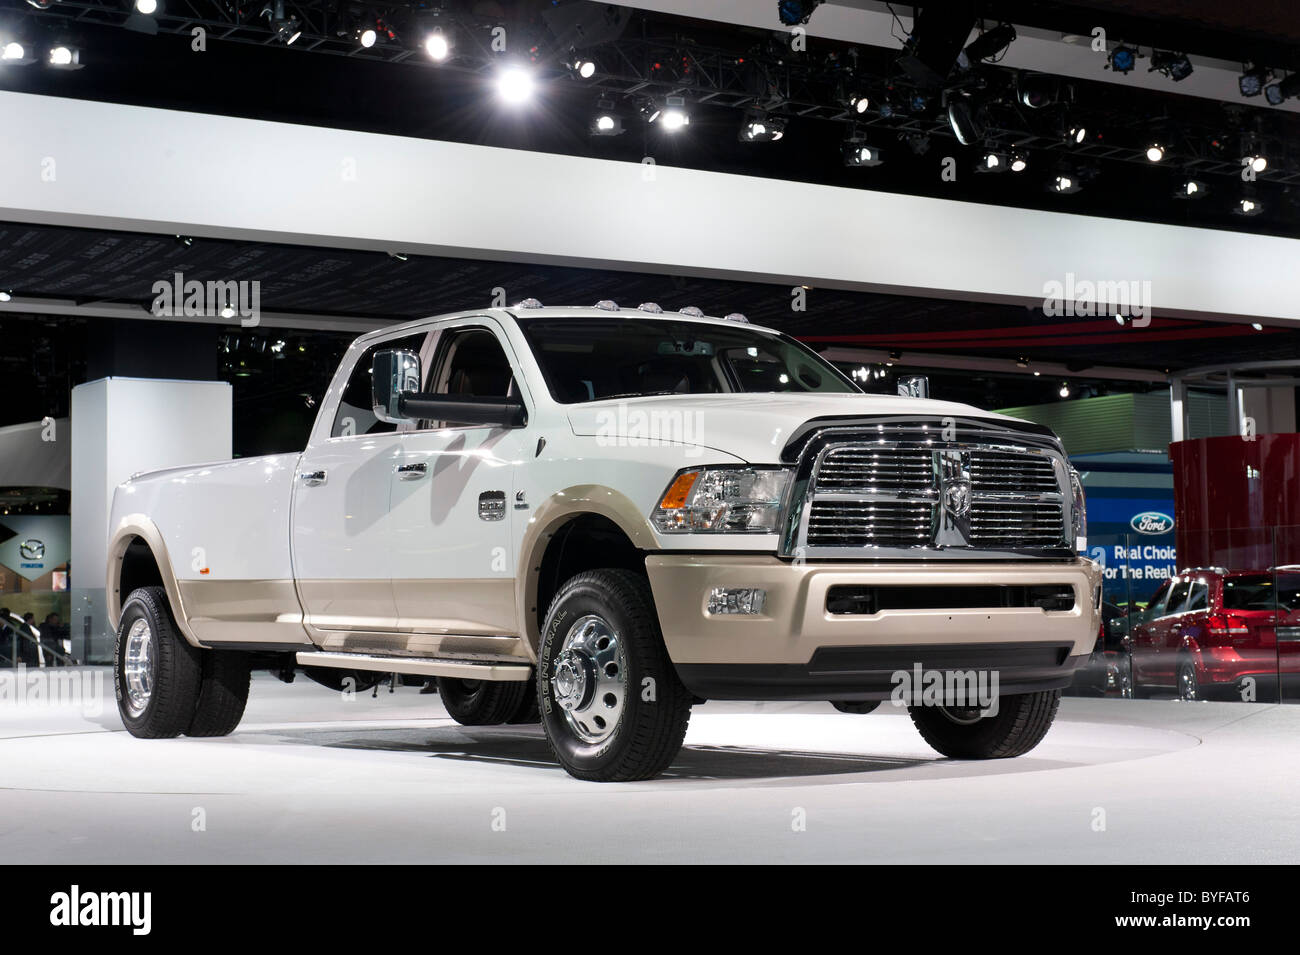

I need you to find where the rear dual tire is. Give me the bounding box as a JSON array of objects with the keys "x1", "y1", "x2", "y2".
[{"x1": 114, "y1": 586, "x2": 250, "y2": 739}]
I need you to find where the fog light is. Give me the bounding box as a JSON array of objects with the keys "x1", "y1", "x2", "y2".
[{"x1": 707, "y1": 588, "x2": 767, "y2": 615}]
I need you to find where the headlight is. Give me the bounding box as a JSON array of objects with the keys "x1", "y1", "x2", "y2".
[
  {"x1": 1069, "y1": 467, "x2": 1087, "y2": 551},
  {"x1": 652, "y1": 466, "x2": 791, "y2": 533}
]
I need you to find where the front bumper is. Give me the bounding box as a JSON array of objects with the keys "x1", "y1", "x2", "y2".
[{"x1": 645, "y1": 554, "x2": 1102, "y2": 701}]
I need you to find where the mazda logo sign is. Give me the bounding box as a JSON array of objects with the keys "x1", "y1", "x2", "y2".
[{"x1": 19, "y1": 539, "x2": 45, "y2": 560}]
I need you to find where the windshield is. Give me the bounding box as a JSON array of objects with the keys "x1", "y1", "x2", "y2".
[{"x1": 516, "y1": 317, "x2": 860, "y2": 404}]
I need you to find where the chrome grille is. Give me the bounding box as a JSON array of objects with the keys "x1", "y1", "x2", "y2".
[
  {"x1": 815, "y1": 447, "x2": 933, "y2": 491},
  {"x1": 807, "y1": 500, "x2": 933, "y2": 548},
  {"x1": 792, "y1": 430, "x2": 1069, "y2": 558}
]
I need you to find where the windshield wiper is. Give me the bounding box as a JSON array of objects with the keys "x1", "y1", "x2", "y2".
[{"x1": 594, "y1": 391, "x2": 685, "y2": 401}]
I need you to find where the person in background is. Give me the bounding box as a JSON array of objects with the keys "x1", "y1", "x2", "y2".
[{"x1": 42, "y1": 612, "x2": 67, "y2": 666}]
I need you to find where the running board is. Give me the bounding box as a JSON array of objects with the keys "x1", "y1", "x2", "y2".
[{"x1": 295, "y1": 652, "x2": 532, "y2": 681}]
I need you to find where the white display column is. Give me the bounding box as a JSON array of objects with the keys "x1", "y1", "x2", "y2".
[{"x1": 70, "y1": 378, "x2": 232, "y2": 663}]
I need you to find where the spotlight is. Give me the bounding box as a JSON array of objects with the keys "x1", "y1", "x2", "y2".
[
  {"x1": 358, "y1": 27, "x2": 377, "y2": 48},
  {"x1": 1017, "y1": 74, "x2": 1059, "y2": 109},
  {"x1": 639, "y1": 100, "x2": 662, "y2": 124},
  {"x1": 568, "y1": 57, "x2": 596, "y2": 79},
  {"x1": 1066, "y1": 125, "x2": 1087, "y2": 145},
  {"x1": 1245, "y1": 153, "x2": 1268, "y2": 173},
  {"x1": 1145, "y1": 143, "x2": 1165, "y2": 162},
  {"x1": 843, "y1": 141, "x2": 883, "y2": 167},
  {"x1": 848, "y1": 91, "x2": 869, "y2": 114},
  {"x1": 497, "y1": 66, "x2": 534, "y2": 104},
  {"x1": 1059, "y1": 382, "x2": 1071, "y2": 398},
  {"x1": 1051, "y1": 174, "x2": 1081, "y2": 194},
  {"x1": 1010, "y1": 154, "x2": 1027, "y2": 172},
  {"x1": 946, "y1": 98, "x2": 983, "y2": 146},
  {"x1": 1239, "y1": 65, "x2": 1269, "y2": 97},
  {"x1": 1108, "y1": 44, "x2": 1138, "y2": 74},
  {"x1": 1265, "y1": 73, "x2": 1300, "y2": 105},
  {"x1": 1236, "y1": 198, "x2": 1262, "y2": 216},
  {"x1": 47, "y1": 44, "x2": 82, "y2": 68},
  {"x1": 425, "y1": 32, "x2": 450, "y2": 61},
  {"x1": 777, "y1": 0, "x2": 823, "y2": 27},
  {"x1": 1150, "y1": 50, "x2": 1193, "y2": 81},
  {"x1": 135, "y1": 0, "x2": 158, "y2": 13},
  {"x1": 590, "y1": 99, "x2": 623, "y2": 136},
  {"x1": 740, "y1": 111, "x2": 785, "y2": 142},
  {"x1": 1, "y1": 41, "x2": 28, "y2": 62},
  {"x1": 976, "y1": 151, "x2": 1011, "y2": 173},
  {"x1": 960, "y1": 23, "x2": 1017, "y2": 67},
  {"x1": 660, "y1": 95, "x2": 689, "y2": 131},
  {"x1": 0, "y1": 291, "x2": 10, "y2": 302},
  {"x1": 1175, "y1": 179, "x2": 1208, "y2": 199}
]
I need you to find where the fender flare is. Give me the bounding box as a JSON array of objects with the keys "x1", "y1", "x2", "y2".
[
  {"x1": 514, "y1": 485, "x2": 659, "y2": 656},
  {"x1": 106, "y1": 514, "x2": 204, "y2": 648}
]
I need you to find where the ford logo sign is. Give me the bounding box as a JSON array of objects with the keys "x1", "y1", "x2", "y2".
[
  {"x1": 1131, "y1": 512, "x2": 1173, "y2": 535},
  {"x1": 18, "y1": 539, "x2": 45, "y2": 560}
]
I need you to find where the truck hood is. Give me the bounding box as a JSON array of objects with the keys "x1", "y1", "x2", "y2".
[{"x1": 566, "y1": 392, "x2": 1044, "y2": 463}]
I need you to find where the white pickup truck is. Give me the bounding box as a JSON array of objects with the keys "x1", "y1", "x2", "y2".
[{"x1": 107, "y1": 302, "x2": 1100, "y2": 781}]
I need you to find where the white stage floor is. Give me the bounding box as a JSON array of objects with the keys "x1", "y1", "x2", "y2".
[{"x1": 2, "y1": 669, "x2": 1296, "y2": 863}]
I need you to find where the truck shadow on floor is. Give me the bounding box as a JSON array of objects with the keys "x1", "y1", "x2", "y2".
[{"x1": 292, "y1": 727, "x2": 933, "y2": 779}]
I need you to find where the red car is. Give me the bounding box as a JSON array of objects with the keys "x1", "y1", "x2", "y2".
[{"x1": 1130, "y1": 567, "x2": 1300, "y2": 701}]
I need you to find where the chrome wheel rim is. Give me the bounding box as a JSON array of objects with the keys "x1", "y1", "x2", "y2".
[
  {"x1": 1178, "y1": 665, "x2": 1198, "y2": 701},
  {"x1": 551, "y1": 614, "x2": 625, "y2": 744},
  {"x1": 123, "y1": 618, "x2": 154, "y2": 717}
]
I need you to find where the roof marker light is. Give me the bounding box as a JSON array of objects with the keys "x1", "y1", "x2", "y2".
[
  {"x1": 679, "y1": 306, "x2": 704, "y2": 317},
  {"x1": 514, "y1": 298, "x2": 543, "y2": 309},
  {"x1": 594, "y1": 300, "x2": 619, "y2": 310},
  {"x1": 638, "y1": 302, "x2": 664, "y2": 314},
  {"x1": 723, "y1": 312, "x2": 749, "y2": 323}
]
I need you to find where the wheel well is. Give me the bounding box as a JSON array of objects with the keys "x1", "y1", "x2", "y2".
[
  {"x1": 535, "y1": 514, "x2": 645, "y2": 632},
  {"x1": 119, "y1": 536, "x2": 165, "y2": 601}
]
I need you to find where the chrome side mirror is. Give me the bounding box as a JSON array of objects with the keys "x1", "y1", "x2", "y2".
[
  {"x1": 897, "y1": 375, "x2": 929, "y2": 399},
  {"x1": 372, "y1": 348, "x2": 422, "y2": 423}
]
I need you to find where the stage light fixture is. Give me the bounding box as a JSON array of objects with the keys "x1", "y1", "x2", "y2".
[
  {"x1": 358, "y1": 27, "x2": 377, "y2": 48},
  {"x1": 1245, "y1": 153, "x2": 1267, "y2": 173},
  {"x1": 740, "y1": 111, "x2": 785, "y2": 142},
  {"x1": 590, "y1": 99, "x2": 623, "y2": 136},
  {"x1": 1108, "y1": 44, "x2": 1137, "y2": 74},
  {"x1": 1010, "y1": 154, "x2": 1027, "y2": 172},
  {"x1": 568, "y1": 57, "x2": 597, "y2": 79},
  {"x1": 425, "y1": 32, "x2": 449, "y2": 61},
  {"x1": 1265, "y1": 73, "x2": 1300, "y2": 105},
  {"x1": 135, "y1": 0, "x2": 158, "y2": 13},
  {"x1": 660, "y1": 95, "x2": 689, "y2": 131},
  {"x1": 497, "y1": 66, "x2": 535, "y2": 104},
  {"x1": 1059, "y1": 383, "x2": 1071, "y2": 398},
  {"x1": 1236, "y1": 198, "x2": 1262, "y2": 216},
  {"x1": 1066, "y1": 125, "x2": 1086, "y2": 145},
  {"x1": 960, "y1": 23, "x2": 1016, "y2": 67},
  {"x1": 1145, "y1": 143, "x2": 1165, "y2": 162},
  {"x1": 1239, "y1": 65, "x2": 1268, "y2": 97},
  {"x1": 1175, "y1": 179, "x2": 1207, "y2": 199},
  {"x1": 946, "y1": 98, "x2": 982, "y2": 146},
  {"x1": 1150, "y1": 50, "x2": 1193, "y2": 81},
  {"x1": 976, "y1": 151, "x2": 1011, "y2": 173},
  {"x1": 777, "y1": 0, "x2": 823, "y2": 27},
  {"x1": 47, "y1": 44, "x2": 83, "y2": 68},
  {"x1": 1017, "y1": 74, "x2": 1058, "y2": 108},
  {"x1": 843, "y1": 141, "x2": 883, "y2": 167},
  {"x1": 1, "y1": 42, "x2": 25, "y2": 61},
  {"x1": 1051, "y1": 174, "x2": 1081, "y2": 194}
]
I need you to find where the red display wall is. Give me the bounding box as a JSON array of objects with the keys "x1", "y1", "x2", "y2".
[{"x1": 1170, "y1": 434, "x2": 1300, "y2": 571}]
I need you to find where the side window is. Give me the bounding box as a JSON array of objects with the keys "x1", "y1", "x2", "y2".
[
  {"x1": 331, "y1": 333, "x2": 427, "y2": 437},
  {"x1": 1143, "y1": 581, "x2": 1171, "y2": 623},
  {"x1": 1164, "y1": 579, "x2": 1192, "y2": 616},
  {"x1": 432, "y1": 327, "x2": 516, "y2": 398},
  {"x1": 1185, "y1": 581, "x2": 1209, "y2": 612}
]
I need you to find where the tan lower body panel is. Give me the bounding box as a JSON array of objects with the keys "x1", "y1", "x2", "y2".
[
  {"x1": 646, "y1": 554, "x2": 1103, "y2": 665},
  {"x1": 177, "y1": 578, "x2": 313, "y2": 646}
]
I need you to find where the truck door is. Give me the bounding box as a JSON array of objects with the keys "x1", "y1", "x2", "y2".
[
  {"x1": 291, "y1": 331, "x2": 428, "y2": 640},
  {"x1": 386, "y1": 319, "x2": 533, "y2": 658}
]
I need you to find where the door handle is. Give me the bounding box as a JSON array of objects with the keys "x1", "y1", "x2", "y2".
[
  {"x1": 395, "y1": 462, "x2": 428, "y2": 481},
  {"x1": 299, "y1": 470, "x2": 327, "y2": 486}
]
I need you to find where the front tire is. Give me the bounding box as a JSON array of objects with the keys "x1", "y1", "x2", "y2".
[
  {"x1": 539, "y1": 569, "x2": 692, "y2": 781},
  {"x1": 114, "y1": 586, "x2": 202, "y2": 738},
  {"x1": 909, "y1": 689, "x2": 1060, "y2": 759},
  {"x1": 437, "y1": 676, "x2": 529, "y2": 725}
]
